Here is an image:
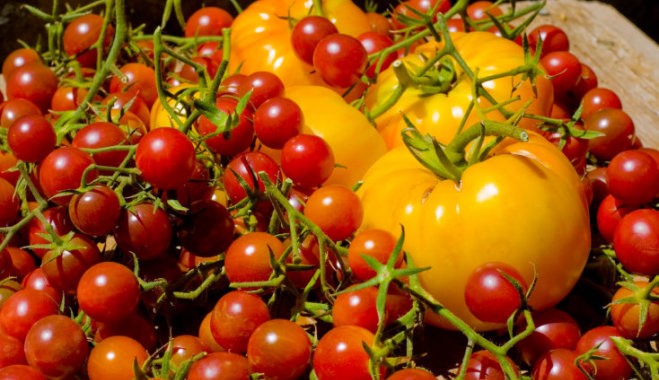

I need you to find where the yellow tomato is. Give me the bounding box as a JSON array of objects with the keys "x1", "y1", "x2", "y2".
[
  {"x1": 357, "y1": 133, "x2": 590, "y2": 331},
  {"x1": 228, "y1": 0, "x2": 371, "y2": 87},
  {"x1": 365, "y1": 31, "x2": 554, "y2": 149},
  {"x1": 149, "y1": 84, "x2": 196, "y2": 130}
]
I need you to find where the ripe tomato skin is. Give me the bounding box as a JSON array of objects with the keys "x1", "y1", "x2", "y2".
[
  {"x1": 575, "y1": 326, "x2": 632, "y2": 380},
  {"x1": 71, "y1": 121, "x2": 130, "y2": 168},
  {"x1": 169, "y1": 334, "x2": 209, "y2": 373},
  {"x1": 464, "y1": 262, "x2": 528, "y2": 324},
  {"x1": 38, "y1": 146, "x2": 98, "y2": 205},
  {"x1": 41, "y1": 233, "x2": 102, "y2": 294},
  {"x1": 246, "y1": 319, "x2": 312, "y2": 380},
  {"x1": 528, "y1": 24, "x2": 570, "y2": 57},
  {"x1": 198, "y1": 312, "x2": 225, "y2": 352},
  {"x1": 595, "y1": 194, "x2": 637, "y2": 244},
  {"x1": 281, "y1": 134, "x2": 335, "y2": 190},
  {"x1": 109, "y1": 63, "x2": 158, "y2": 107},
  {"x1": 606, "y1": 149, "x2": 659, "y2": 205},
  {"x1": 540, "y1": 51, "x2": 582, "y2": 97},
  {"x1": 187, "y1": 351, "x2": 250, "y2": 380},
  {"x1": 27, "y1": 206, "x2": 74, "y2": 258},
  {"x1": 184, "y1": 7, "x2": 233, "y2": 37},
  {"x1": 0, "y1": 98, "x2": 42, "y2": 130},
  {"x1": 5, "y1": 63, "x2": 59, "y2": 113},
  {"x1": 313, "y1": 33, "x2": 368, "y2": 88},
  {"x1": 20, "y1": 268, "x2": 63, "y2": 305},
  {"x1": 531, "y1": 348, "x2": 591, "y2": 380},
  {"x1": 0, "y1": 332, "x2": 26, "y2": 367},
  {"x1": 114, "y1": 202, "x2": 173, "y2": 261},
  {"x1": 0, "y1": 364, "x2": 48, "y2": 380},
  {"x1": 304, "y1": 184, "x2": 363, "y2": 241},
  {"x1": 584, "y1": 108, "x2": 635, "y2": 162},
  {"x1": 2, "y1": 48, "x2": 42, "y2": 78},
  {"x1": 515, "y1": 308, "x2": 581, "y2": 366},
  {"x1": 0, "y1": 178, "x2": 19, "y2": 227},
  {"x1": 579, "y1": 87, "x2": 622, "y2": 120},
  {"x1": 178, "y1": 200, "x2": 234, "y2": 258},
  {"x1": 224, "y1": 232, "x2": 285, "y2": 285},
  {"x1": 76, "y1": 261, "x2": 141, "y2": 324},
  {"x1": 332, "y1": 286, "x2": 380, "y2": 333},
  {"x1": 68, "y1": 185, "x2": 122, "y2": 237},
  {"x1": 348, "y1": 228, "x2": 400, "y2": 281},
  {"x1": 313, "y1": 325, "x2": 382, "y2": 380},
  {"x1": 62, "y1": 14, "x2": 114, "y2": 68},
  {"x1": 7, "y1": 114, "x2": 56, "y2": 163},
  {"x1": 386, "y1": 368, "x2": 436, "y2": 380},
  {"x1": 613, "y1": 209, "x2": 659, "y2": 276},
  {"x1": 461, "y1": 350, "x2": 518, "y2": 380},
  {"x1": 0, "y1": 288, "x2": 60, "y2": 341},
  {"x1": 291, "y1": 16, "x2": 339, "y2": 65},
  {"x1": 210, "y1": 290, "x2": 271, "y2": 354},
  {"x1": 222, "y1": 151, "x2": 281, "y2": 205},
  {"x1": 357, "y1": 31, "x2": 396, "y2": 78},
  {"x1": 23, "y1": 315, "x2": 89, "y2": 378},
  {"x1": 610, "y1": 281, "x2": 659, "y2": 339},
  {"x1": 87, "y1": 335, "x2": 148, "y2": 380},
  {"x1": 196, "y1": 97, "x2": 254, "y2": 156},
  {"x1": 253, "y1": 96, "x2": 304, "y2": 149},
  {"x1": 136, "y1": 127, "x2": 196, "y2": 190}
]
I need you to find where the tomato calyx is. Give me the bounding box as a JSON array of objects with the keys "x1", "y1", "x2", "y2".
[{"x1": 607, "y1": 278, "x2": 659, "y2": 338}]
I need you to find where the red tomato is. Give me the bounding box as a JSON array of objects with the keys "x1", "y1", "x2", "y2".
[
  {"x1": 87, "y1": 336, "x2": 148, "y2": 380},
  {"x1": 71, "y1": 121, "x2": 130, "y2": 168},
  {"x1": 610, "y1": 281, "x2": 659, "y2": 339},
  {"x1": 313, "y1": 34, "x2": 368, "y2": 88},
  {"x1": 5, "y1": 63, "x2": 59, "y2": 113},
  {"x1": 0, "y1": 288, "x2": 60, "y2": 341},
  {"x1": 210, "y1": 290, "x2": 271, "y2": 353},
  {"x1": 7, "y1": 114, "x2": 56, "y2": 163},
  {"x1": 515, "y1": 308, "x2": 581, "y2": 366},
  {"x1": 2, "y1": 48, "x2": 42, "y2": 78},
  {"x1": 464, "y1": 262, "x2": 528, "y2": 324},
  {"x1": 531, "y1": 348, "x2": 591, "y2": 380},
  {"x1": 348, "y1": 228, "x2": 400, "y2": 281},
  {"x1": 178, "y1": 200, "x2": 234, "y2": 257},
  {"x1": 187, "y1": 351, "x2": 250, "y2": 380},
  {"x1": 304, "y1": 184, "x2": 363, "y2": 241},
  {"x1": 224, "y1": 232, "x2": 285, "y2": 285},
  {"x1": 291, "y1": 16, "x2": 339, "y2": 65},
  {"x1": 63, "y1": 13, "x2": 114, "y2": 68},
  {"x1": 313, "y1": 325, "x2": 383, "y2": 380},
  {"x1": 136, "y1": 127, "x2": 195, "y2": 190},
  {"x1": 606, "y1": 149, "x2": 659, "y2": 205},
  {"x1": 41, "y1": 233, "x2": 102, "y2": 294},
  {"x1": 38, "y1": 146, "x2": 98, "y2": 205},
  {"x1": 114, "y1": 202, "x2": 173, "y2": 261},
  {"x1": 109, "y1": 63, "x2": 158, "y2": 107},
  {"x1": 184, "y1": 7, "x2": 234, "y2": 37},
  {"x1": 613, "y1": 209, "x2": 659, "y2": 276},
  {"x1": 281, "y1": 134, "x2": 335, "y2": 190},
  {"x1": 332, "y1": 286, "x2": 380, "y2": 332},
  {"x1": 68, "y1": 185, "x2": 122, "y2": 237},
  {"x1": 574, "y1": 326, "x2": 632, "y2": 380}
]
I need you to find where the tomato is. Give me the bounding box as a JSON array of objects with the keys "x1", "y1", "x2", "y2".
[
  {"x1": 50, "y1": 85, "x2": 93, "y2": 112},
  {"x1": 71, "y1": 121, "x2": 130, "y2": 168},
  {"x1": 527, "y1": 24, "x2": 570, "y2": 57},
  {"x1": 114, "y1": 202, "x2": 173, "y2": 261},
  {"x1": 253, "y1": 96, "x2": 303, "y2": 149},
  {"x1": 313, "y1": 33, "x2": 368, "y2": 88},
  {"x1": 0, "y1": 178, "x2": 19, "y2": 227},
  {"x1": 464, "y1": 262, "x2": 528, "y2": 324},
  {"x1": 540, "y1": 51, "x2": 582, "y2": 97},
  {"x1": 68, "y1": 185, "x2": 122, "y2": 237},
  {"x1": 2, "y1": 48, "x2": 42, "y2": 78},
  {"x1": 0, "y1": 150, "x2": 20, "y2": 186},
  {"x1": 281, "y1": 134, "x2": 335, "y2": 189},
  {"x1": 240, "y1": 71, "x2": 285, "y2": 109},
  {"x1": 291, "y1": 16, "x2": 339, "y2": 65},
  {"x1": 103, "y1": 92, "x2": 151, "y2": 128},
  {"x1": 583, "y1": 108, "x2": 635, "y2": 162},
  {"x1": 23, "y1": 315, "x2": 89, "y2": 378},
  {"x1": 7, "y1": 114, "x2": 56, "y2": 163},
  {"x1": 184, "y1": 7, "x2": 233, "y2": 37},
  {"x1": 228, "y1": 0, "x2": 371, "y2": 87},
  {"x1": 366, "y1": 32, "x2": 553, "y2": 148},
  {"x1": 515, "y1": 308, "x2": 581, "y2": 366},
  {"x1": 358, "y1": 133, "x2": 590, "y2": 330},
  {"x1": 461, "y1": 350, "x2": 518, "y2": 380},
  {"x1": 246, "y1": 319, "x2": 312, "y2": 380},
  {"x1": 386, "y1": 368, "x2": 436, "y2": 380},
  {"x1": 531, "y1": 348, "x2": 591, "y2": 380},
  {"x1": 224, "y1": 232, "x2": 285, "y2": 285},
  {"x1": 610, "y1": 280, "x2": 659, "y2": 339},
  {"x1": 0, "y1": 288, "x2": 60, "y2": 341},
  {"x1": 178, "y1": 200, "x2": 234, "y2": 257},
  {"x1": 392, "y1": 0, "x2": 451, "y2": 30},
  {"x1": 41, "y1": 233, "x2": 102, "y2": 294},
  {"x1": 76, "y1": 261, "x2": 141, "y2": 324},
  {"x1": 109, "y1": 63, "x2": 158, "y2": 107},
  {"x1": 168, "y1": 334, "x2": 209, "y2": 373},
  {"x1": 357, "y1": 31, "x2": 397, "y2": 79},
  {"x1": 5, "y1": 63, "x2": 59, "y2": 113},
  {"x1": 136, "y1": 127, "x2": 196, "y2": 190},
  {"x1": 63, "y1": 13, "x2": 114, "y2": 68},
  {"x1": 38, "y1": 146, "x2": 98, "y2": 205},
  {"x1": 606, "y1": 149, "x2": 659, "y2": 205},
  {"x1": 0, "y1": 364, "x2": 48, "y2": 380},
  {"x1": 186, "y1": 351, "x2": 250, "y2": 380},
  {"x1": 266, "y1": 85, "x2": 386, "y2": 188},
  {"x1": 574, "y1": 326, "x2": 632, "y2": 380},
  {"x1": 27, "y1": 206, "x2": 74, "y2": 258},
  {"x1": 87, "y1": 336, "x2": 148, "y2": 380},
  {"x1": 0, "y1": 332, "x2": 26, "y2": 367},
  {"x1": 579, "y1": 87, "x2": 622, "y2": 120},
  {"x1": 0, "y1": 98, "x2": 42, "y2": 130},
  {"x1": 198, "y1": 312, "x2": 224, "y2": 352},
  {"x1": 195, "y1": 96, "x2": 254, "y2": 156},
  {"x1": 210, "y1": 290, "x2": 271, "y2": 353},
  {"x1": 348, "y1": 228, "x2": 401, "y2": 281},
  {"x1": 332, "y1": 285, "x2": 380, "y2": 332},
  {"x1": 222, "y1": 151, "x2": 281, "y2": 205},
  {"x1": 94, "y1": 312, "x2": 158, "y2": 352},
  {"x1": 304, "y1": 184, "x2": 363, "y2": 241},
  {"x1": 612, "y1": 209, "x2": 659, "y2": 276},
  {"x1": 312, "y1": 325, "x2": 382, "y2": 380},
  {"x1": 20, "y1": 268, "x2": 63, "y2": 305}
]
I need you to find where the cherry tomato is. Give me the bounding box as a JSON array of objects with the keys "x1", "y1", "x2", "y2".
[
  {"x1": 0, "y1": 364, "x2": 48, "y2": 380},
  {"x1": 0, "y1": 288, "x2": 60, "y2": 341},
  {"x1": 515, "y1": 308, "x2": 581, "y2": 366},
  {"x1": 291, "y1": 16, "x2": 339, "y2": 65},
  {"x1": 570, "y1": 63, "x2": 599, "y2": 101},
  {"x1": 0, "y1": 332, "x2": 26, "y2": 367},
  {"x1": 184, "y1": 7, "x2": 233, "y2": 37},
  {"x1": 27, "y1": 206, "x2": 74, "y2": 258},
  {"x1": 7, "y1": 114, "x2": 56, "y2": 163},
  {"x1": 540, "y1": 51, "x2": 581, "y2": 97},
  {"x1": 109, "y1": 63, "x2": 158, "y2": 107},
  {"x1": 531, "y1": 348, "x2": 591, "y2": 380},
  {"x1": 357, "y1": 31, "x2": 397, "y2": 78},
  {"x1": 5, "y1": 63, "x2": 59, "y2": 113},
  {"x1": 222, "y1": 151, "x2": 281, "y2": 204},
  {"x1": 136, "y1": 127, "x2": 195, "y2": 190},
  {"x1": 332, "y1": 285, "x2": 380, "y2": 333},
  {"x1": 348, "y1": 228, "x2": 401, "y2": 281},
  {"x1": 461, "y1": 350, "x2": 519, "y2": 380},
  {"x1": 38, "y1": 146, "x2": 98, "y2": 205},
  {"x1": 71, "y1": 121, "x2": 130, "y2": 168},
  {"x1": 313, "y1": 34, "x2": 368, "y2": 88},
  {"x1": 313, "y1": 325, "x2": 382, "y2": 380},
  {"x1": 20, "y1": 268, "x2": 63, "y2": 305},
  {"x1": 467, "y1": 1, "x2": 504, "y2": 21},
  {"x1": 584, "y1": 108, "x2": 635, "y2": 161},
  {"x1": 198, "y1": 312, "x2": 225, "y2": 352},
  {"x1": 94, "y1": 311, "x2": 158, "y2": 352},
  {"x1": 50, "y1": 85, "x2": 93, "y2": 112},
  {"x1": 606, "y1": 149, "x2": 659, "y2": 205},
  {"x1": 253, "y1": 96, "x2": 304, "y2": 149},
  {"x1": 386, "y1": 368, "x2": 436, "y2": 380},
  {"x1": 4, "y1": 247, "x2": 35, "y2": 280},
  {"x1": 68, "y1": 185, "x2": 122, "y2": 237},
  {"x1": 596, "y1": 194, "x2": 638, "y2": 244},
  {"x1": 464, "y1": 262, "x2": 528, "y2": 324},
  {"x1": 76, "y1": 261, "x2": 141, "y2": 324},
  {"x1": 574, "y1": 326, "x2": 632, "y2": 380},
  {"x1": 304, "y1": 184, "x2": 363, "y2": 241},
  {"x1": 240, "y1": 71, "x2": 285, "y2": 109},
  {"x1": 281, "y1": 134, "x2": 335, "y2": 190},
  {"x1": 186, "y1": 351, "x2": 250, "y2": 380},
  {"x1": 169, "y1": 334, "x2": 209, "y2": 373},
  {"x1": 0, "y1": 150, "x2": 20, "y2": 186},
  {"x1": 580, "y1": 87, "x2": 622, "y2": 120},
  {"x1": 527, "y1": 24, "x2": 570, "y2": 57},
  {"x1": 246, "y1": 319, "x2": 312, "y2": 380},
  {"x1": 0, "y1": 178, "x2": 19, "y2": 227},
  {"x1": 610, "y1": 280, "x2": 659, "y2": 339},
  {"x1": 41, "y1": 233, "x2": 102, "y2": 294},
  {"x1": 210, "y1": 290, "x2": 271, "y2": 353},
  {"x1": 613, "y1": 209, "x2": 659, "y2": 276},
  {"x1": 87, "y1": 335, "x2": 148, "y2": 380},
  {"x1": 102, "y1": 92, "x2": 151, "y2": 128},
  {"x1": 2, "y1": 48, "x2": 42, "y2": 78},
  {"x1": 23, "y1": 315, "x2": 89, "y2": 378},
  {"x1": 114, "y1": 202, "x2": 173, "y2": 261},
  {"x1": 196, "y1": 97, "x2": 254, "y2": 156},
  {"x1": 63, "y1": 13, "x2": 114, "y2": 68},
  {"x1": 178, "y1": 200, "x2": 234, "y2": 257},
  {"x1": 0, "y1": 98, "x2": 42, "y2": 129},
  {"x1": 224, "y1": 231, "x2": 285, "y2": 285}
]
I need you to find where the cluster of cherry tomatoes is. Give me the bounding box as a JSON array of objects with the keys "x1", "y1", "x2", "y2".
[{"x1": 0, "y1": 0, "x2": 657, "y2": 379}]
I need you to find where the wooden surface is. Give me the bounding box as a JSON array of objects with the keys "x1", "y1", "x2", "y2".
[{"x1": 518, "y1": 0, "x2": 659, "y2": 148}]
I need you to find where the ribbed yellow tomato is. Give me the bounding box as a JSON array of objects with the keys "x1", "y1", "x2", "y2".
[
  {"x1": 228, "y1": 0, "x2": 371, "y2": 87},
  {"x1": 357, "y1": 133, "x2": 590, "y2": 331},
  {"x1": 365, "y1": 31, "x2": 554, "y2": 149}
]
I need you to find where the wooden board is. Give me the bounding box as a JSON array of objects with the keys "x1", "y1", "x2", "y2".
[{"x1": 517, "y1": 0, "x2": 659, "y2": 148}]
